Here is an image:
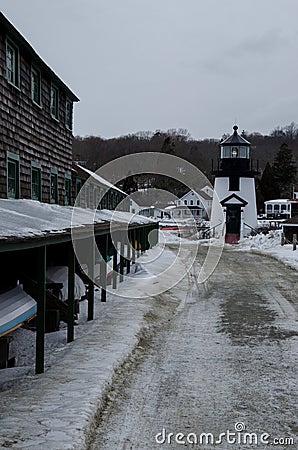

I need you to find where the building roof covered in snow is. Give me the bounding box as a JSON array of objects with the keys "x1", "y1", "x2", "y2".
[{"x1": 0, "y1": 199, "x2": 154, "y2": 249}]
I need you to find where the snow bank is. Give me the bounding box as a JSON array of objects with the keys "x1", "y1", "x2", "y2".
[{"x1": 237, "y1": 230, "x2": 298, "y2": 270}]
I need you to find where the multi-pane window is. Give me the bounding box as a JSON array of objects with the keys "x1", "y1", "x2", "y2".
[
  {"x1": 50, "y1": 170, "x2": 58, "y2": 203},
  {"x1": 31, "y1": 163, "x2": 42, "y2": 201},
  {"x1": 64, "y1": 176, "x2": 72, "y2": 205},
  {"x1": 65, "y1": 99, "x2": 73, "y2": 130},
  {"x1": 50, "y1": 85, "x2": 59, "y2": 119},
  {"x1": 6, "y1": 39, "x2": 20, "y2": 87},
  {"x1": 31, "y1": 67, "x2": 41, "y2": 105},
  {"x1": 7, "y1": 153, "x2": 20, "y2": 199}
]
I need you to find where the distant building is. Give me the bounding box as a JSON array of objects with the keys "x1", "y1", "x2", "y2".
[
  {"x1": 264, "y1": 199, "x2": 291, "y2": 219},
  {"x1": 176, "y1": 188, "x2": 213, "y2": 220}
]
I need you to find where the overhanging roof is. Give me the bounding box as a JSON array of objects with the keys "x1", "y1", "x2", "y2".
[{"x1": 0, "y1": 199, "x2": 155, "y2": 252}]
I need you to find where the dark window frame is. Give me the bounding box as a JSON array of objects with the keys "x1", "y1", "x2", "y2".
[
  {"x1": 50, "y1": 168, "x2": 58, "y2": 204},
  {"x1": 31, "y1": 66, "x2": 42, "y2": 106},
  {"x1": 6, "y1": 38, "x2": 20, "y2": 88},
  {"x1": 6, "y1": 151, "x2": 20, "y2": 199},
  {"x1": 229, "y1": 176, "x2": 240, "y2": 191},
  {"x1": 64, "y1": 174, "x2": 72, "y2": 206},
  {"x1": 50, "y1": 84, "x2": 59, "y2": 120},
  {"x1": 65, "y1": 98, "x2": 73, "y2": 130},
  {"x1": 31, "y1": 161, "x2": 42, "y2": 201}
]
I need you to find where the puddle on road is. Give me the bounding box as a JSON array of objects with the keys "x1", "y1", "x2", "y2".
[{"x1": 218, "y1": 289, "x2": 278, "y2": 346}]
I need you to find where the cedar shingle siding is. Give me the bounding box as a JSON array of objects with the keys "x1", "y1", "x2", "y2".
[{"x1": 0, "y1": 13, "x2": 79, "y2": 205}]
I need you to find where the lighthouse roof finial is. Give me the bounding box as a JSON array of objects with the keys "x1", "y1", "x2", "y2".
[{"x1": 220, "y1": 124, "x2": 251, "y2": 146}]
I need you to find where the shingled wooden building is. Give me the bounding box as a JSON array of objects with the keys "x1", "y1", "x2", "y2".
[{"x1": 0, "y1": 12, "x2": 80, "y2": 205}]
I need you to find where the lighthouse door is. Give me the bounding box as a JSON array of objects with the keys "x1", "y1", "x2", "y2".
[{"x1": 225, "y1": 205, "x2": 241, "y2": 243}]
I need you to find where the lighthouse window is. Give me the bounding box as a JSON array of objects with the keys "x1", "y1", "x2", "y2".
[
  {"x1": 221, "y1": 147, "x2": 230, "y2": 158},
  {"x1": 239, "y1": 146, "x2": 248, "y2": 158},
  {"x1": 231, "y1": 147, "x2": 238, "y2": 158},
  {"x1": 229, "y1": 176, "x2": 239, "y2": 191}
]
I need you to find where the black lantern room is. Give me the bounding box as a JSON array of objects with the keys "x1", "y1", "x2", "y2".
[{"x1": 213, "y1": 125, "x2": 258, "y2": 178}]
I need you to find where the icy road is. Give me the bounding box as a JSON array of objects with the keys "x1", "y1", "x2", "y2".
[{"x1": 88, "y1": 249, "x2": 298, "y2": 450}]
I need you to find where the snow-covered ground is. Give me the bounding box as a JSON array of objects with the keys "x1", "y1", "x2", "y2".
[
  {"x1": 0, "y1": 229, "x2": 297, "y2": 449},
  {"x1": 237, "y1": 230, "x2": 298, "y2": 271}
]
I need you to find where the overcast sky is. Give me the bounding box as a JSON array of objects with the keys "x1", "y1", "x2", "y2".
[{"x1": 1, "y1": 0, "x2": 298, "y2": 140}]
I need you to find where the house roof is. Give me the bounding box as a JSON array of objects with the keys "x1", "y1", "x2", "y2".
[
  {"x1": 0, "y1": 12, "x2": 79, "y2": 102},
  {"x1": 220, "y1": 193, "x2": 248, "y2": 206},
  {"x1": 220, "y1": 125, "x2": 250, "y2": 146},
  {"x1": 179, "y1": 189, "x2": 213, "y2": 202},
  {"x1": 73, "y1": 164, "x2": 127, "y2": 196},
  {"x1": 265, "y1": 199, "x2": 290, "y2": 204}
]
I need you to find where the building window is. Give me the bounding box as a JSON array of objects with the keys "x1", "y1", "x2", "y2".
[
  {"x1": 7, "y1": 152, "x2": 20, "y2": 199},
  {"x1": 184, "y1": 200, "x2": 187, "y2": 205},
  {"x1": 65, "y1": 99, "x2": 73, "y2": 130},
  {"x1": 64, "y1": 175, "x2": 72, "y2": 205},
  {"x1": 197, "y1": 200, "x2": 200, "y2": 205},
  {"x1": 229, "y1": 176, "x2": 239, "y2": 191},
  {"x1": 31, "y1": 67, "x2": 41, "y2": 105},
  {"x1": 75, "y1": 177, "x2": 82, "y2": 196},
  {"x1": 6, "y1": 39, "x2": 20, "y2": 88},
  {"x1": 190, "y1": 200, "x2": 193, "y2": 205},
  {"x1": 31, "y1": 162, "x2": 42, "y2": 201},
  {"x1": 50, "y1": 85, "x2": 59, "y2": 120},
  {"x1": 50, "y1": 169, "x2": 58, "y2": 203}
]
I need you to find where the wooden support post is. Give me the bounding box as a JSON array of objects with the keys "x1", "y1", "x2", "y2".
[
  {"x1": 126, "y1": 231, "x2": 131, "y2": 274},
  {"x1": 87, "y1": 242, "x2": 95, "y2": 321},
  {"x1": 136, "y1": 228, "x2": 140, "y2": 258},
  {"x1": 132, "y1": 229, "x2": 136, "y2": 264},
  {"x1": 281, "y1": 232, "x2": 285, "y2": 246},
  {"x1": 293, "y1": 234, "x2": 297, "y2": 251},
  {"x1": 100, "y1": 234, "x2": 108, "y2": 302},
  {"x1": 120, "y1": 239, "x2": 125, "y2": 282},
  {"x1": 112, "y1": 241, "x2": 118, "y2": 289},
  {"x1": 67, "y1": 244, "x2": 75, "y2": 343},
  {"x1": 36, "y1": 245, "x2": 46, "y2": 375}
]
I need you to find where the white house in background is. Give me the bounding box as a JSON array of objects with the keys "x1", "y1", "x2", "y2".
[
  {"x1": 129, "y1": 199, "x2": 141, "y2": 215},
  {"x1": 175, "y1": 187, "x2": 213, "y2": 220},
  {"x1": 264, "y1": 199, "x2": 291, "y2": 219},
  {"x1": 138, "y1": 206, "x2": 169, "y2": 219}
]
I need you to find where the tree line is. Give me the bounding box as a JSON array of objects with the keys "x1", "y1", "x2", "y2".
[{"x1": 73, "y1": 123, "x2": 297, "y2": 206}]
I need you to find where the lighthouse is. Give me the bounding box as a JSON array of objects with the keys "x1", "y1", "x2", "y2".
[{"x1": 210, "y1": 125, "x2": 259, "y2": 244}]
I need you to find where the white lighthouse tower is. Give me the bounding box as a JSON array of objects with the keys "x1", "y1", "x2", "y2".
[{"x1": 210, "y1": 125, "x2": 259, "y2": 244}]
